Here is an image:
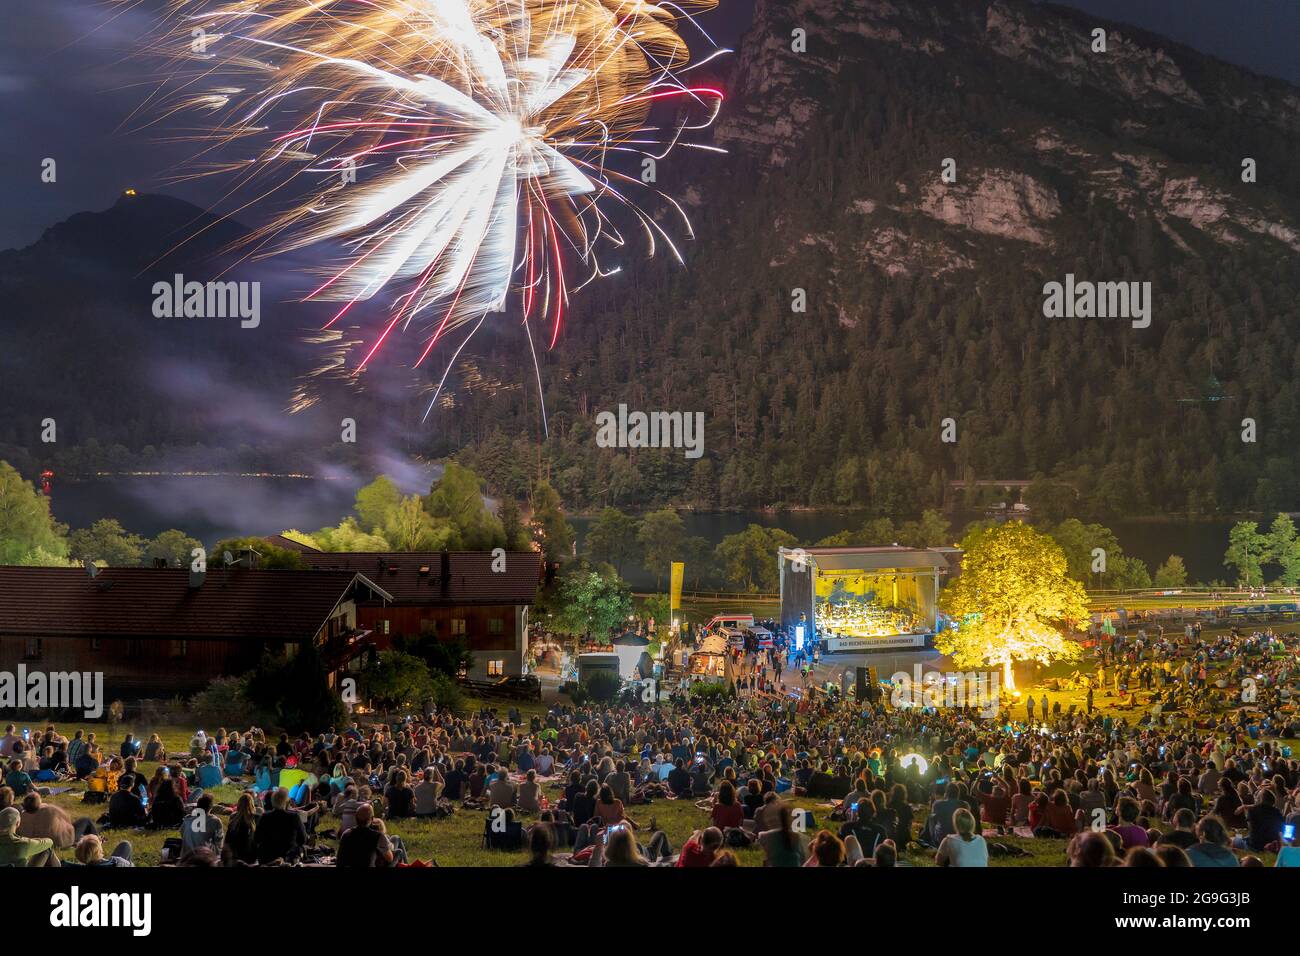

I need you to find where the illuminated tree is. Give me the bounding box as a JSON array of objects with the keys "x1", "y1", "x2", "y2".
[{"x1": 938, "y1": 522, "x2": 1087, "y2": 690}]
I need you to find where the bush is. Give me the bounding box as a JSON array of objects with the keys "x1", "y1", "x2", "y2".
[
  {"x1": 189, "y1": 676, "x2": 255, "y2": 726},
  {"x1": 428, "y1": 673, "x2": 466, "y2": 716}
]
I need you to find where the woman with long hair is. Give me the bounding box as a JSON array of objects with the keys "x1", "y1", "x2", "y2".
[
  {"x1": 758, "y1": 801, "x2": 808, "y2": 867},
  {"x1": 222, "y1": 792, "x2": 259, "y2": 866}
]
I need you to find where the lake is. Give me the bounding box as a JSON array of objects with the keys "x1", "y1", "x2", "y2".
[{"x1": 50, "y1": 476, "x2": 1234, "y2": 588}]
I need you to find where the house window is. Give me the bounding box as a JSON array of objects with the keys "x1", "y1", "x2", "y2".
[
  {"x1": 487, "y1": 659, "x2": 505, "y2": 677},
  {"x1": 488, "y1": 618, "x2": 504, "y2": 636},
  {"x1": 170, "y1": 640, "x2": 188, "y2": 658},
  {"x1": 381, "y1": 620, "x2": 390, "y2": 635},
  {"x1": 90, "y1": 638, "x2": 102, "y2": 651},
  {"x1": 23, "y1": 638, "x2": 42, "y2": 661},
  {"x1": 450, "y1": 618, "x2": 467, "y2": 636}
]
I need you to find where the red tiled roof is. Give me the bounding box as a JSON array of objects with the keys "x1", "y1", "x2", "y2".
[
  {"x1": 0, "y1": 566, "x2": 389, "y2": 641},
  {"x1": 297, "y1": 551, "x2": 541, "y2": 606}
]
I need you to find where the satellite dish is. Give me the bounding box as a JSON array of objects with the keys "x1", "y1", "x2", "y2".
[
  {"x1": 84, "y1": 559, "x2": 99, "y2": 578},
  {"x1": 223, "y1": 550, "x2": 235, "y2": 566}
]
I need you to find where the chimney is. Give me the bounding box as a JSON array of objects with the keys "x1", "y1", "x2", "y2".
[
  {"x1": 239, "y1": 547, "x2": 260, "y2": 570},
  {"x1": 153, "y1": 557, "x2": 168, "y2": 569},
  {"x1": 440, "y1": 550, "x2": 450, "y2": 597},
  {"x1": 189, "y1": 567, "x2": 205, "y2": 589}
]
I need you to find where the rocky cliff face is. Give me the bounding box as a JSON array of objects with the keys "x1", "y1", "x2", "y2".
[{"x1": 712, "y1": 0, "x2": 1300, "y2": 276}]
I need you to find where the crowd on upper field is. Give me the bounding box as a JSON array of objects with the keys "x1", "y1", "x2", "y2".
[{"x1": 3, "y1": 623, "x2": 1300, "y2": 868}]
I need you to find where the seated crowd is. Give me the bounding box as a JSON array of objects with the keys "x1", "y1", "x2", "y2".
[{"x1": 3, "y1": 625, "x2": 1300, "y2": 868}]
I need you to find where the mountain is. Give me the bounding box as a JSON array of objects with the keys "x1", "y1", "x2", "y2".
[
  {"x1": 3, "y1": 0, "x2": 1299, "y2": 523},
  {"x1": 437, "y1": 0, "x2": 1300, "y2": 520},
  {"x1": 0, "y1": 191, "x2": 420, "y2": 481}
]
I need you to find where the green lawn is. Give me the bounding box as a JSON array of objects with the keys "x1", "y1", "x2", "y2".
[
  {"x1": 38, "y1": 721, "x2": 1074, "y2": 867},
  {"x1": 31, "y1": 649, "x2": 1288, "y2": 868}
]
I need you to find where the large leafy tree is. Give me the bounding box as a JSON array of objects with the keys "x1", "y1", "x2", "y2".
[
  {"x1": 715, "y1": 524, "x2": 798, "y2": 592},
  {"x1": 246, "y1": 642, "x2": 344, "y2": 732},
  {"x1": 1153, "y1": 555, "x2": 1189, "y2": 588},
  {"x1": 354, "y1": 476, "x2": 402, "y2": 534},
  {"x1": 496, "y1": 497, "x2": 531, "y2": 551},
  {"x1": 358, "y1": 651, "x2": 435, "y2": 712},
  {"x1": 530, "y1": 480, "x2": 574, "y2": 563},
  {"x1": 553, "y1": 567, "x2": 633, "y2": 641},
  {"x1": 210, "y1": 536, "x2": 307, "y2": 569},
  {"x1": 144, "y1": 529, "x2": 202, "y2": 568},
  {"x1": 396, "y1": 634, "x2": 475, "y2": 679},
  {"x1": 637, "y1": 508, "x2": 685, "y2": 588},
  {"x1": 384, "y1": 494, "x2": 452, "y2": 551},
  {"x1": 938, "y1": 521, "x2": 1088, "y2": 690},
  {"x1": 424, "y1": 462, "x2": 504, "y2": 550},
  {"x1": 586, "y1": 507, "x2": 640, "y2": 576},
  {"x1": 1224, "y1": 521, "x2": 1267, "y2": 587},
  {"x1": 67, "y1": 518, "x2": 146, "y2": 567},
  {"x1": 1266, "y1": 513, "x2": 1300, "y2": 586},
  {"x1": 0, "y1": 461, "x2": 68, "y2": 565},
  {"x1": 896, "y1": 510, "x2": 952, "y2": 548},
  {"x1": 305, "y1": 518, "x2": 391, "y2": 553}
]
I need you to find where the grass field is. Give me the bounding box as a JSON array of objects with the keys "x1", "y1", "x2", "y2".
[
  {"x1": 33, "y1": 721, "x2": 1080, "y2": 867},
  {"x1": 27, "y1": 656, "x2": 1292, "y2": 868}
]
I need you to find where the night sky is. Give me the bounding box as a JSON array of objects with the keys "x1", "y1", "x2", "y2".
[{"x1": 0, "y1": 0, "x2": 1296, "y2": 250}]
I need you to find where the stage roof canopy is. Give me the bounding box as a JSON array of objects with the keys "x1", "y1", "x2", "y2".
[{"x1": 792, "y1": 546, "x2": 951, "y2": 572}]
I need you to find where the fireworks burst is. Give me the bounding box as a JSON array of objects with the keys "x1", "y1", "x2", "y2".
[{"x1": 132, "y1": 0, "x2": 726, "y2": 423}]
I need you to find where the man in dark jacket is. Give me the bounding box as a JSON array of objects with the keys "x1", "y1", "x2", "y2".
[
  {"x1": 107, "y1": 776, "x2": 148, "y2": 828},
  {"x1": 252, "y1": 788, "x2": 307, "y2": 864}
]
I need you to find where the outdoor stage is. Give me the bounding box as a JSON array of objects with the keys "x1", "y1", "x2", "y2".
[{"x1": 778, "y1": 545, "x2": 961, "y2": 652}]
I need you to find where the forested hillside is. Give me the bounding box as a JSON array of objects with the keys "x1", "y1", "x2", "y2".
[{"x1": 440, "y1": 0, "x2": 1300, "y2": 518}]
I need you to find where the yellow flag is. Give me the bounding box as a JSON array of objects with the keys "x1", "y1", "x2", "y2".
[{"x1": 670, "y1": 562, "x2": 685, "y2": 611}]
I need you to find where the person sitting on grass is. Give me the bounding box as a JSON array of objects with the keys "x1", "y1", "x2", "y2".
[
  {"x1": 709, "y1": 780, "x2": 744, "y2": 831},
  {"x1": 935, "y1": 808, "x2": 988, "y2": 868},
  {"x1": 0, "y1": 806, "x2": 55, "y2": 866},
  {"x1": 804, "y1": 830, "x2": 846, "y2": 867},
  {"x1": 181, "y1": 794, "x2": 224, "y2": 860},
  {"x1": 595, "y1": 783, "x2": 632, "y2": 828},
  {"x1": 839, "y1": 798, "x2": 886, "y2": 857},
  {"x1": 195, "y1": 754, "x2": 223, "y2": 790},
  {"x1": 677, "y1": 827, "x2": 724, "y2": 867},
  {"x1": 67, "y1": 832, "x2": 134, "y2": 867},
  {"x1": 384, "y1": 769, "x2": 415, "y2": 819},
  {"x1": 252, "y1": 787, "x2": 306, "y2": 865},
  {"x1": 413, "y1": 767, "x2": 445, "y2": 817},
  {"x1": 19, "y1": 791, "x2": 97, "y2": 850},
  {"x1": 757, "y1": 802, "x2": 808, "y2": 867},
  {"x1": 142, "y1": 734, "x2": 166, "y2": 763},
  {"x1": 1109, "y1": 796, "x2": 1150, "y2": 850},
  {"x1": 1157, "y1": 809, "x2": 1199, "y2": 850},
  {"x1": 107, "y1": 775, "x2": 148, "y2": 829},
  {"x1": 337, "y1": 803, "x2": 396, "y2": 867},
  {"x1": 518, "y1": 769, "x2": 543, "y2": 814},
  {"x1": 148, "y1": 777, "x2": 186, "y2": 830},
  {"x1": 222, "y1": 792, "x2": 259, "y2": 867},
  {"x1": 1185, "y1": 814, "x2": 1239, "y2": 868},
  {"x1": 523, "y1": 822, "x2": 556, "y2": 867}
]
